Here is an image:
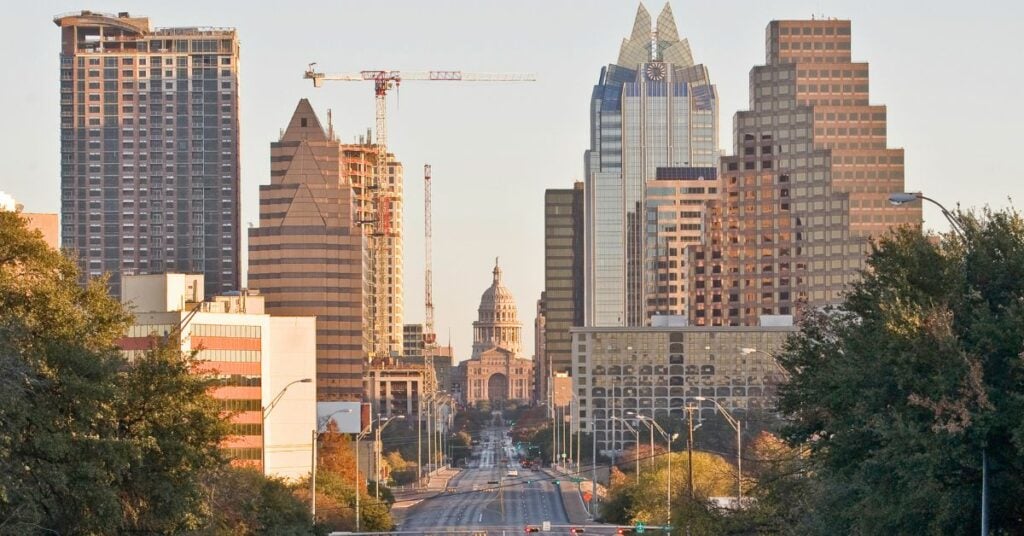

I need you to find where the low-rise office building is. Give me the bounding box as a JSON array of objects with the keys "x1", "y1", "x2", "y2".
[
  {"x1": 118, "y1": 273, "x2": 316, "y2": 479},
  {"x1": 572, "y1": 323, "x2": 794, "y2": 454}
]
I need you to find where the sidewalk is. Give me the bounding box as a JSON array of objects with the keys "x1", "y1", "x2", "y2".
[
  {"x1": 391, "y1": 466, "x2": 461, "y2": 527},
  {"x1": 540, "y1": 466, "x2": 594, "y2": 525}
]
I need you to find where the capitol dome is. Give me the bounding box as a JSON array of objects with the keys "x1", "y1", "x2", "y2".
[{"x1": 472, "y1": 258, "x2": 522, "y2": 358}]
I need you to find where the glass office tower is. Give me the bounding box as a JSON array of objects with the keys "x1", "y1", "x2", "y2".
[{"x1": 584, "y1": 3, "x2": 719, "y2": 326}]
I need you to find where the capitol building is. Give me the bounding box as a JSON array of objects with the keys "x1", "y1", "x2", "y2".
[{"x1": 455, "y1": 259, "x2": 534, "y2": 407}]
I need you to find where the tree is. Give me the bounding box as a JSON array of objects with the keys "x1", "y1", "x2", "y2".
[
  {"x1": 192, "y1": 467, "x2": 315, "y2": 535},
  {"x1": 300, "y1": 472, "x2": 393, "y2": 533},
  {"x1": 775, "y1": 210, "x2": 1024, "y2": 533},
  {"x1": 0, "y1": 211, "x2": 257, "y2": 533},
  {"x1": 600, "y1": 450, "x2": 736, "y2": 526}
]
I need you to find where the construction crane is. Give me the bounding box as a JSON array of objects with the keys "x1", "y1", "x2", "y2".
[
  {"x1": 423, "y1": 164, "x2": 436, "y2": 348},
  {"x1": 303, "y1": 65, "x2": 535, "y2": 363}
]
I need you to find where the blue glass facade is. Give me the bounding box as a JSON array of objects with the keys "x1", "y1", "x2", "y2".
[{"x1": 584, "y1": 3, "x2": 719, "y2": 327}]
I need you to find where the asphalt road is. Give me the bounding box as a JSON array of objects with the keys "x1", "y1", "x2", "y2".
[{"x1": 399, "y1": 427, "x2": 570, "y2": 534}]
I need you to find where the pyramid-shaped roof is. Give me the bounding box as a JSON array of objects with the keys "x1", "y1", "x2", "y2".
[{"x1": 281, "y1": 99, "x2": 327, "y2": 143}]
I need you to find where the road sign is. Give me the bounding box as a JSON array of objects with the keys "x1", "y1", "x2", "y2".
[
  {"x1": 582, "y1": 491, "x2": 593, "y2": 503},
  {"x1": 635, "y1": 522, "x2": 646, "y2": 534},
  {"x1": 542, "y1": 521, "x2": 551, "y2": 532}
]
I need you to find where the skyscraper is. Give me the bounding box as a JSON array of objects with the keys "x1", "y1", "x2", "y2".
[
  {"x1": 54, "y1": 11, "x2": 240, "y2": 298},
  {"x1": 248, "y1": 100, "x2": 366, "y2": 400},
  {"x1": 584, "y1": 3, "x2": 719, "y2": 327},
  {"x1": 542, "y1": 183, "x2": 585, "y2": 399},
  {"x1": 687, "y1": 19, "x2": 921, "y2": 326}
]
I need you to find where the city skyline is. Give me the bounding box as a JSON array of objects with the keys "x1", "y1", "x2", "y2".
[{"x1": 3, "y1": 0, "x2": 1022, "y2": 359}]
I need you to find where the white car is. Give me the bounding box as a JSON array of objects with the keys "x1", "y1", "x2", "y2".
[{"x1": 507, "y1": 469, "x2": 519, "y2": 477}]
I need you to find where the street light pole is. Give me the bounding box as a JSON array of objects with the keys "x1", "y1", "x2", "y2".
[
  {"x1": 261, "y1": 377, "x2": 312, "y2": 475},
  {"x1": 611, "y1": 416, "x2": 641, "y2": 483},
  {"x1": 355, "y1": 423, "x2": 372, "y2": 532},
  {"x1": 695, "y1": 396, "x2": 741, "y2": 506},
  {"x1": 635, "y1": 415, "x2": 676, "y2": 524},
  {"x1": 371, "y1": 415, "x2": 405, "y2": 502},
  {"x1": 891, "y1": 191, "x2": 988, "y2": 534}
]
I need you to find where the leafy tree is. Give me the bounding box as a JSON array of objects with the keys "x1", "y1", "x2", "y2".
[
  {"x1": 0, "y1": 211, "x2": 281, "y2": 534},
  {"x1": 318, "y1": 426, "x2": 359, "y2": 484},
  {"x1": 300, "y1": 472, "x2": 393, "y2": 532},
  {"x1": 192, "y1": 467, "x2": 315, "y2": 535},
  {"x1": 600, "y1": 450, "x2": 736, "y2": 526},
  {"x1": 775, "y1": 210, "x2": 1024, "y2": 533}
]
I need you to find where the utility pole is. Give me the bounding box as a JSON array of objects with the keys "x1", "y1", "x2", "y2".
[
  {"x1": 686, "y1": 406, "x2": 695, "y2": 500},
  {"x1": 310, "y1": 429, "x2": 316, "y2": 517},
  {"x1": 552, "y1": 404, "x2": 558, "y2": 468},
  {"x1": 417, "y1": 399, "x2": 423, "y2": 486}
]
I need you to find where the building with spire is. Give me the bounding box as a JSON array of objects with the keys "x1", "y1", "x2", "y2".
[
  {"x1": 248, "y1": 99, "x2": 366, "y2": 401},
  {"x1": 456, "y1": 259, "x2": 534, "y2": 407},
  {"x1": 584, "y1": 2, "x2": 720, "y2": 327}
]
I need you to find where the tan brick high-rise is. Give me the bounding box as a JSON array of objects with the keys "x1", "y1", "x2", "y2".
[
  {"x1": 687, "y1": 19, "x2": 921, "y2": 326},
  {"x1": 248, "y1": 100, "x2": 365, "y2": 400},
  {"x1": 54, "y1": 11, "x2": 240, "y2": 298}
]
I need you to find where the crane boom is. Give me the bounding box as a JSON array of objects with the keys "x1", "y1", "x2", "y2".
[{"x1": 304, "y1": 66, "x2": 536, "y2": 86}]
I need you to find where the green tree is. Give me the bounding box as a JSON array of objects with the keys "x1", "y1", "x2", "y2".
[
  {"x1": 0, "y1": 211, "x2": 271, "y2": 533},
  {"x1": 192, "y1": 467, "x2": 315, "y2": 535},
  {"x1": 600, "y1": 450, "x2": 736, "y2": 526},
  {"x1": 775, "y1": 210, "x2": 1024, "y2": 533},
  {"x1": 303, "y1": 471, "x2": 393, "y2": 532}
]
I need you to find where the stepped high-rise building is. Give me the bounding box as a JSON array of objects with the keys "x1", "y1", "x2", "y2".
[
  {"x1": 584, "y1": 3, "x2": 719, "y2": 327},
  {"x1": 248, "y1": 100, "x2": 366, "y2": 400},
  {"x1": 54, "y1": 11, "x2": 240, "y2": 298},
  {"x1": 686, "y1": 19, "x2": 922, "y2": 326}
]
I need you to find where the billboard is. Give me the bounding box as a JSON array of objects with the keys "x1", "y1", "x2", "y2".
[{"x1": 316, "y1": 401, "x2": 364, "y2": 433}]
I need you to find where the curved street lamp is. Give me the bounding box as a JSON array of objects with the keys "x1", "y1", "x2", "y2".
[
  {"x1": 888, "y1": 192, "x2": 965, "y2": 238},
  {"x1": 693, "y1": 396, "x2": 742, "y2": 507},
  {"x1": 610, "y1": 416, "x2": 641, "y2": 483},
  {"x1": 630, "y1": 413, "x2": 677, "y2": 523},
  {"x1": 261, "y1": 378, "x2": 312, "y2": 474},
  {"x1": 889, "y1": 192, "x2": 989, "y2": 535}
]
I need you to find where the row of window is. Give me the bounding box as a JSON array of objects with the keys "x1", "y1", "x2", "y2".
[
  {"x1": 779, "y1": 25, "x2": 851, "y2": 36},
  {"x1": 222, "y1": 447, "x2": 261, "y2": 461},
  {"x1": 229, "y1": 423, "x2": 263, "y2": 436},
  {"x1": 219, "y1": 399, "x2": 261, "y2": 412},
  {"x1": 192, "y1": 323, "x2": 262, "y2": 338},
  {"x1": 216, "y1": 374, "x2": 261, "y2": 387}
]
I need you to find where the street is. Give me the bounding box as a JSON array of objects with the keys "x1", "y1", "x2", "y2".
[{"x1": 399, "y1": 427, "x2": 571, "y2": 534}]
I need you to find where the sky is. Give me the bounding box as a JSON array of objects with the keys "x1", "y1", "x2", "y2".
[{"x1": 3, "y1": 1, "x2": 1023, "y2": 362}]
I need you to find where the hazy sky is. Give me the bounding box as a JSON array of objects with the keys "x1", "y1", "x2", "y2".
[{"x1": 3, "y1": 1, "x2": 1022, "y2": 361}]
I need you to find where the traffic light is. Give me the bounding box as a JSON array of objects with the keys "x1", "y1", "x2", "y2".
[
  {"x1": 617, "y1": 528, "x2": 634, "y2": 535},
  {"x1": 553, "y1": 480, "x2": 560, "y2": 485},
  {"x1": 525, "y1": 526, "x2": 540, "y2": 533},
  {"x1": 570, "y1": 528, "x2": 586, "y2": 534}
]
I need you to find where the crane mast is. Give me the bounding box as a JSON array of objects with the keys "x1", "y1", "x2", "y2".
[
  {"x1": 424, "y1": 164, "x2": 436, "y2": 347},
  {"x1": 303, "y1": 64, "x2": 535, "y2": 367}
]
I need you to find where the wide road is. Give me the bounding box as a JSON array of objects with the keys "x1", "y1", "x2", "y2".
[{"x1": 399, "y1": 427, "x2": 570, "y2": 534}]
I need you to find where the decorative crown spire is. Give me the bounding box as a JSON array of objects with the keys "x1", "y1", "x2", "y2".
[{"x1": 493, "y1": 256, "x2": 502, "y2": 284}]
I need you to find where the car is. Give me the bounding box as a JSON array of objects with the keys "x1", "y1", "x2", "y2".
[{"x1": 507, "y1": 469, "x2": 519, "y2": 477}]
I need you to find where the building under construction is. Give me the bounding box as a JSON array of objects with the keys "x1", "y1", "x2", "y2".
[{"x1": 342, "y1": 138, "x2": 405, "y2": 358}]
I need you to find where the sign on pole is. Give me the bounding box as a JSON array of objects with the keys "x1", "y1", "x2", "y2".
[{"x1": 542, "y1": 521, "x2": 551, "y2": 532}]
